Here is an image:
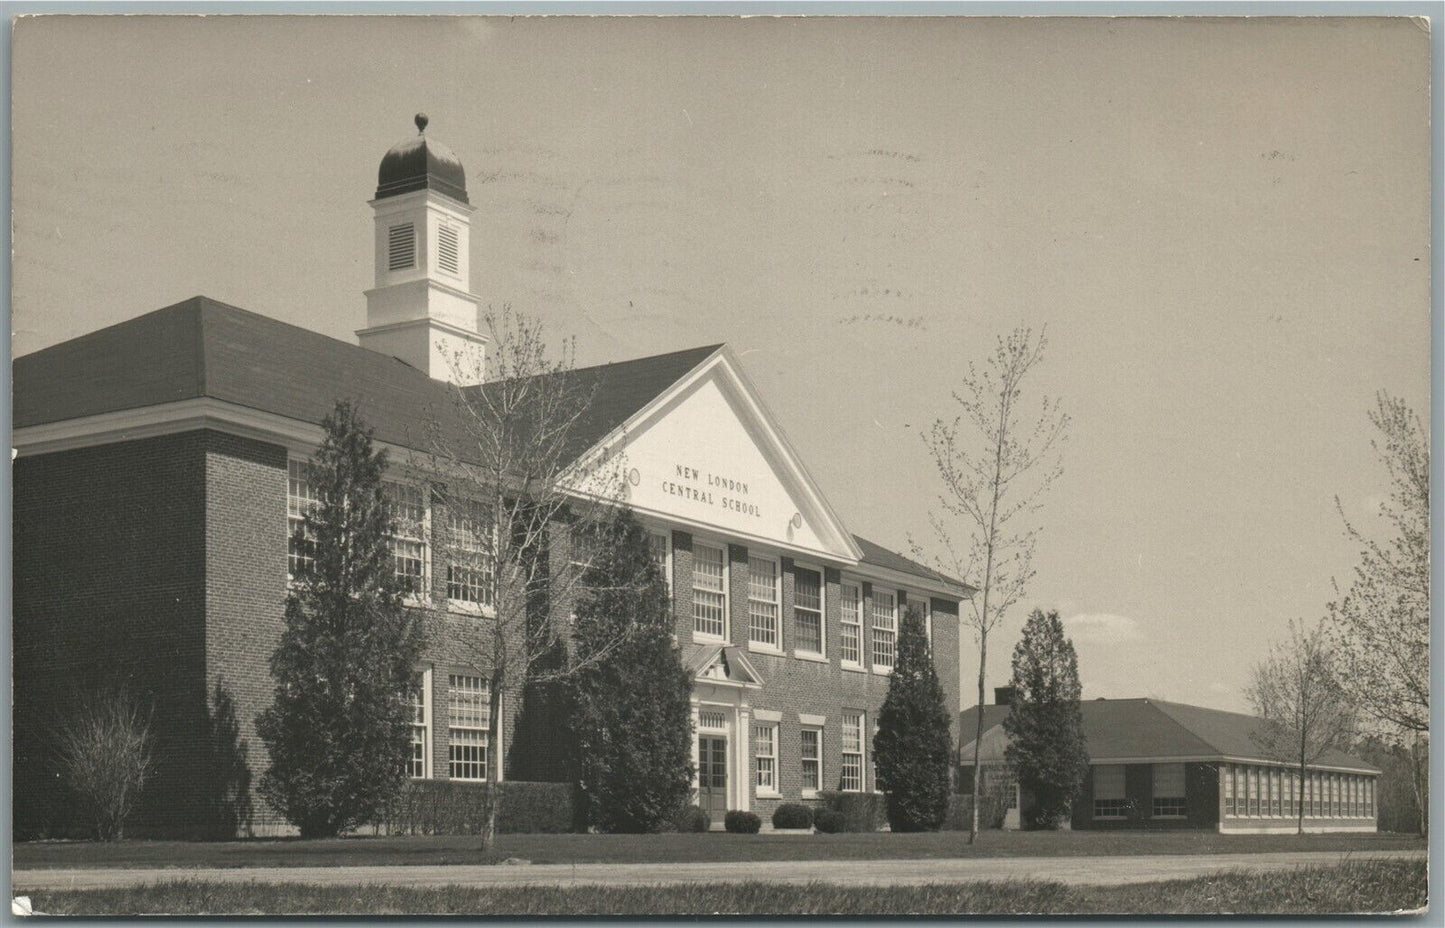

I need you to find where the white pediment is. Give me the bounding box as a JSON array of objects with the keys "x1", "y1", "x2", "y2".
[
  {"x1": 689, "y1": 645, "x2": 764, "y2": 689},
  {"x1": 570, "y1": 348, "x2": 861, "y2": 563}
]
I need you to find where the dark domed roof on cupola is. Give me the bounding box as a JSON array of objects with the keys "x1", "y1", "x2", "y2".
[{"x1": 375, "y1": 113, "x2": 468, "y2": 204}]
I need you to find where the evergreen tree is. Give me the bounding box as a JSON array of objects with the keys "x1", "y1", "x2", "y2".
[
  {"x1": 873, "y1": 603, "x2": 954, "y2": 832},
  {"x1": 256, "y1": 401, "x2": 424, "y2": 838},
  {"x1": 568, "y1": 508, "x2": 694, "y2": 833},
  {"x1": 1003, "y1": 609, "x2": 1089, "y2": 829}
]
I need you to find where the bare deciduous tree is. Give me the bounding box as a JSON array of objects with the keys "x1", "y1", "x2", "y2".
[
  {"x1": 1326, "y1": 392, "x2": 1429, "y2": 834},
  {"x1": 1247, "y1": 618, "x2": 1357, "y2": 835},
  {"x1": 916, "y1": 325, "x2": 1068, "y2": 843},
  {"x1": 422, "y1": 305, "x2": 631, "y2": 849},
  {"x1": 57, "y1": 688, "x2": 156, "y2": 841}
]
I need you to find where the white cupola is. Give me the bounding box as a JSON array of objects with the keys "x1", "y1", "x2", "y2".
[{"x1": 358, "y1": 113, "x2": 488, "y2": 385}]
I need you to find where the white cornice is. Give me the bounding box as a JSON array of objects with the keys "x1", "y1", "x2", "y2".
[
  {"x1": 13, "y1": 398, "x2": 325, "y2": 459},
  {"x1": 563, "y1": 347, "x2": 866, "y2": 565},
  {"x1": 16, "y1": 394, "x2": 966, "y2": 599},
  {"x1": 958, "y1": 743, "x2": 1380, "y2": 776},
  {"x1": 356, "y1": 314, "x2": 489, "y2": 343},
  {"x1": 362, "y1": 276, "x2": 482, "y2": 307}
]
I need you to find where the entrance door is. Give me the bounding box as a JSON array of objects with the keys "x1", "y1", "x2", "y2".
[{"x1": 698, "y1": 735, "x2": 728, "y2": 823}]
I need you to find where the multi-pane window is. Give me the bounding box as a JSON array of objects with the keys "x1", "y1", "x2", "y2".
[
  {"x1": 1273, "y1": 769, "x2": 1284, "y2": 816},
  {"x1": 648, "y1": 531, "x2": 671, "y2": 594},
  {"x1": 1224, "y1": 765, "x2": 1236, "y2": 816},
  {"x1": 794, "y1": 567, "x2": 823, "y2": 655},
  {"x1": 1332, "y1": 774, "x2": 1341, "y2": 817},
  {"x1": 753, "y1": 723, "x2": 778, "y2": 793},
  {"x1": 841, "y1": 711, "x2": 865, "y2": 792},
  {"x1": 1151, "y1": 763, "x2": 1186, "y2": 818},
  {"x1": 906, "y1": 594, "x2": 931, "y2": 641},
  {"x1": 407, "y1": 675, "x2": 428, "y2": 779},
  {"x1": 287, "y1": 459, "x2": 320, "y2": 580},
  {"x1": 800, "y1": 728, "x2": 822, "y2": 793},
  {"x1": 1247, "y1": 766, "x2": 1259, "y2": 816},
  {"x1": 692, "y1": 543, "x2": 726, "y2": 638},
  {"x1": 1308, "y1": 772, "x2": 1317, "y2": 817},
  {"x1": 1366, "y1": 779, "x2": 1375, "y2": 817},
  {"x1": 568, "y1": 523, "x2": 600, "y2": 574},
  {"x1": 985, "y1": 767, "x2": 1019, "y2": 811},
  {"x1": 840, "y1": 583, "x2": 863, "y2": 665},
  {"x1": 1094, "y1": 764, "x2": 1128, "y2": 818},
  {"x1": 448, "y1": 675, "x2": 489, "y2": 781},
  {"x1": 871, "y1": 589, "x2": 897, "y2": 669},
  {"x1": 386, "y1": 482, "x2": 426, "y2": 596},
  {"x1": 748, "y1": 556, "x2": 781, "y2": 648},
  {"x1": 1286, "y1": 770, "x2": 1296, "y2": 817},
  {"x1": 446, "y1": 498, "x2": 493, "y2": 607}
]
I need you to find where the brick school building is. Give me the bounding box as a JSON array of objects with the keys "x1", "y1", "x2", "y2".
[{"x1": 13, "y1": 119, "x2": 968, "y2": 838}]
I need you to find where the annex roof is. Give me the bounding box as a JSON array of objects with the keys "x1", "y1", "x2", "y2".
[
  {"x1": 959, "y1": 697, "x2": 1381, "y2": 775},
  {"x1": 15, "y1": 296, "x2": 964, "y2": 590}
]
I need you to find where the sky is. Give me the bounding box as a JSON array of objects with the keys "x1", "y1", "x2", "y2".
[{"x1": 11, "y1": 15, "x2": 1431, "y2": 713}]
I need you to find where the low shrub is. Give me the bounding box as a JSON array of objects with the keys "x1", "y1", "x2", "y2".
[
  {"x1": 771, "y1": 803, "x2": 813, "y2": 830},
  {"x1": 56, "y1": 689, "x2": 156, "y2": 841},
  {"x1": 812, "y1": 808, "x2": 845, "y2": 833},
  {"x1": 675, "y1": 805, "x2": 711, "y2": 833},
  {"x1": 943, "y1": 792, "x2": 1010, "y2": 831},
  {"x1": 723, "y1": 810, "x2": 761, "y2": 834},
  {"x1": 375, "y1": 780, "x2": 575, "y2": 835},
  {"x1": 815, "y1": 791, "x2": 887, "y2": 832}
]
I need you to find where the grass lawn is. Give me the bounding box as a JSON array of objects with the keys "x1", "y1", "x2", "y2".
[
  {"x1": 16, "y1": 859, "x2": 1427, "y2": 915},
  {"x1": 14, "y1": 829, "x2": 1425, "y2": 870}
]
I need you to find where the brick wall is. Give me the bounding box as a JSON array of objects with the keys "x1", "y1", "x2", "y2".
[
  {"x1": 15, "y1": 431, "x2": 964, "y2": 838},
  {"x1": 14, "y1": 433, "x2": 210, "y2": 838},
  {"x1": 1072, "y1": 762, "x2": 1218, "y2": 830},
  {"x1": 668, "y1": 531, "x2": 963, "y2": 822},
  {"x1": 202, "y1": 431, "x2": 289, "y2": 836}
]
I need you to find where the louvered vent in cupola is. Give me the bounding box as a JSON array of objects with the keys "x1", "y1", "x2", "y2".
[
  {"x1": 388, "y1": 223, "x2": 416, "y2": 271},
  {"x1": 437, "y1": 225, "x2": 460, "y2": 276}
]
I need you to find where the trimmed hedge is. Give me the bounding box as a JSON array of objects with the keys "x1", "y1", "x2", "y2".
[
  {"x1": 724, "y1": 811, "x2": 761, "y2": 834},
  {"x1": 375, "y1": 780, "x2": 576, "y2": 836},
  {"x1": 944, "y1": 792, "x2": 1010, "y2": 831},
  {"x1": 675, "y1": 805, "x2": 711, "y2": 833},
  {"x1": 812, "y1": 808, "x2": 845, "y2": 833},
  {"x1": 815, "y1": 791, "x2": 888, "y2": 833},
  {"x1": 771, "y1": 803, "x2": 813, "y2": 830}
]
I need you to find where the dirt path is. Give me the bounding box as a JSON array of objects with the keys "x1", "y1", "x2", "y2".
[{"x1": 13, "y1": 848, "x2": 1426, "y2": 891}]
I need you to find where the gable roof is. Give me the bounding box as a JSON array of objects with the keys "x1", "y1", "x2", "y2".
[
  {"x1": 464, "y1": 343, "x2": 724, "y2": 466},
  {"x1": 15, "y1": 296, "x2": 969, "y2": 590},
  {"x1": 852, "y1": 534, "x2": 970, "y2": 593},
  {"x1": 14, "y1": 297, "x2": 719, "y2": 462},
  {"x1": 959, "y1": 698, "x2": 1380, "y2": 774},
  {"x1": 682, "y1": 643, "x2": 764, "y2": 688}
]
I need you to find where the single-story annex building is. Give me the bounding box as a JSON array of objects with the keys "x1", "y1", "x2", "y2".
[
  {"x1": 13, "y1": 117, "x2": 971, "y2": 838},
  {"x1": 960, "y1": 691, "x2": 1380, "y2": 833}
]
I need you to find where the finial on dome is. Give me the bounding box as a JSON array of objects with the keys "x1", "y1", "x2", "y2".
[{"x1": 415, "y1": 112, "x2": 429, "y2": 135}]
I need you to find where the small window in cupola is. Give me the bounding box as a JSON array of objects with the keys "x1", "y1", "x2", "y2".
[
  {"x1": 388, "y1": 223, "x2": 416, "y2": 271},
  {"x1": 437, "y1": 224, "x2": 460, "y2": 277}
]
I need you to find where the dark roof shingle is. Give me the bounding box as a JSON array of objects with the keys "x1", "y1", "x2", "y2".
[
  {"x1": 959, "y1": 697, "x2": 1380, "y2": 773},
  {"x1": 17, "y1": 297, "x2": 966, "y2": 590}
]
